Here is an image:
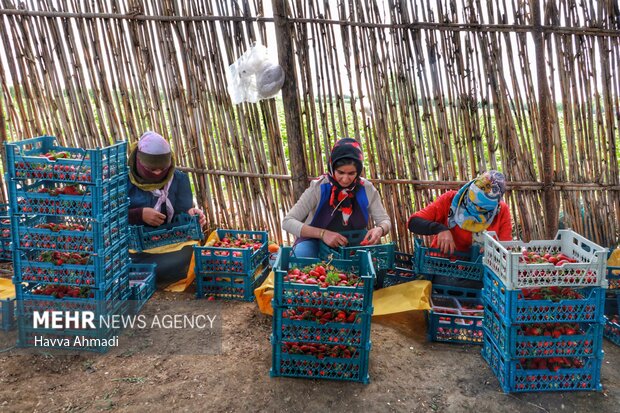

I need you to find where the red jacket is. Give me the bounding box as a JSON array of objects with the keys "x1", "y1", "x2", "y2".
[{"x1": 409, "y1": 191, "x2": 513, "y2": 252}]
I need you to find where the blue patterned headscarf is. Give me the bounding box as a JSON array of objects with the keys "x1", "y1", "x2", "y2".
[{"x1": 448, "y1": 170, "x2": 507, "y2": 233}]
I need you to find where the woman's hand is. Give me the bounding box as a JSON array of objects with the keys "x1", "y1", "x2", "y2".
[
  {"x1": 362, "y1": 227, "x2": 384, "y2": 245},
  {"x1": 142, "y1": 208, "x2": 166, "y2": 226},
  {"x1": 188, "y1": 207, "x2": 207, "y2": 226},
  {"x1": 437, "y1": 230, "x2": 456, "y2": 255},
  {"x1": 322, "y1": 230, "x2": 348, "y2": 248}
]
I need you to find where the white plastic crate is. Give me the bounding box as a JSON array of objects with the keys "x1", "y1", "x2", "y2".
[{"x1": 483, "y1": 230, "x2": 608, "y2": 290}]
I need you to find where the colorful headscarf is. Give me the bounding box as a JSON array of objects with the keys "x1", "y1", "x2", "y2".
[
  {"x1": 448, "y1": 170, "x2": 507, "y2": 233},
  {"x1": 326, "y1": 138, "x2": 364, "y2": 226}
]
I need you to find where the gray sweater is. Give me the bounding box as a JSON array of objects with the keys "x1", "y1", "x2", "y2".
[{"x1": 282, "y1": 176, "x2": 392, "y2": 237}]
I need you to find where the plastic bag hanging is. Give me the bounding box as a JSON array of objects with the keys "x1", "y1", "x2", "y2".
[{"x1": 226, "y1": 43, "x2": 285, "y2": 104}]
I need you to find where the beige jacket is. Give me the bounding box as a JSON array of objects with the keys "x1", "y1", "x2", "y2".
[{"x1": 282, "y1": 176, "x2": 392, "y2": 237}]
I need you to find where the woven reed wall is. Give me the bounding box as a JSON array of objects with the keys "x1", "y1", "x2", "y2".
[{"x1": 0, "y1": 0, "x2": 618, "y2": 250}]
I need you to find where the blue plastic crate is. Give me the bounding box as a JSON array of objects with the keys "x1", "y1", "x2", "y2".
[
  {"x1": 13, "y1": 211, "x2": 128, "y2": 253},
  {"x1": 317, "y1": 229, "x2": 366, "y2": 258},
  {"x1": 395, "y1": 251, "x2": 414, "y2": 269},
  {"x1": 14, "y1": 236, "x2": 130, "y2": 287},
  {"x1": 427, "y1": 294, "x2": 484, "y2": 344},
  {"x1": 129, "y1": 213, "x2": 203, "y2": 252},
  {"x1": 383, "y1": 267, "x2": 430, "y2": 288},
  {"x1": 0, "y1": 204, "x2": 11, "y2": 261},
  {"x1": 5, "y1": 136, "x2": 127, "y2": 184},
  {"x1": 271, "y1": 335, "x2": 371, "y2": 383},
  {"x1": 482, "y1": 334, "x2": 603, "y2": 393},
  {"x1": 15, "y1": 268, "x2": 129, "y2": 307},
  {"x1": 414, "y1": 238, "x2": 484, "y2": 281},
  {"x1": 603, "y1": 316, "x2": 620, "y2": 346},
  {"x1": 273, "y1": 246, "x2": 375, "y2": 313},
  {"x1": 483, "y1": 304, "x2": 604, "y2": 359},
  {"x1": 8, "y1": 178, "x2": 128, "y2": 219},
  {"x1": 318, "y1": 229, "x2": 395, "y2": 272},
  {"x1": 128, "y1": 263, "x2": 156, "y2": 313},
  {"x1": 194, "y1": 229, "x2": 268, "y2": 275},
  {"x1": 432, "y1": 284, "x2": 482, "y2": 299},
  {"x1": 196, "y1": 257, "x2": 270, "y2": 301},
  {"x1": 1, "y1": 297, "x2": 16, "y2": 331},
  {"x1": 272, "y1": 305, "x2": 372, "y2": 347},
  {"x1": 604, "y1": 291, "x2": 619, "y2": 316},
  {"x1": 482, "y1": 268, "x2": 606, "y2": 324}
]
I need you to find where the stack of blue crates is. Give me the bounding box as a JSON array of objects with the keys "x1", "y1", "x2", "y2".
[
  {"x1": 270, "y1": 246, "x2": 375, "y2": 383},
  {"x1": 481, "y1": 230, "x2": 608, "y2": 392},
  {"x1": 414, "y1": 238, "x2": 485, "y2": 344},
  {"x1": 194, "y1": 229, "x2": 269, "y2": 301},
  {"x1": 5, "y1": 136, "x2": 130, "y2": 352}
]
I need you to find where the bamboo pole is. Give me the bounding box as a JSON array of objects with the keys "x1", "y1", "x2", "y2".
[{"x1": 272, "y1": 0, "x2": 308, "y2": 200}]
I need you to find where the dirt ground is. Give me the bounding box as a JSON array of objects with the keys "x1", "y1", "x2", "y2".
[{"x1": 0, "y1": 284, "x2": 619, "y2": 413}]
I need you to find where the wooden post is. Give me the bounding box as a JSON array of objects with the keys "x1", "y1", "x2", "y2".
[
  {"x1": 532, "y1": 0, "x2": 558, "y2": 238},
  {"x1": 272, "y1": 0, "x2": 308, "y2": 200}
]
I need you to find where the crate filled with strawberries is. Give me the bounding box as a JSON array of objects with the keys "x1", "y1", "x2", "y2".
[
  {"x1": 427, "y1": 287, "x2": 484, "y2": 345},
  {"x1": 8, "y1": 179, "x2": 128, "y2": 219},
  {"x1": 483, "y1": 230, "x2": 608, "y2": 289},
  {"x1": 129, "y1": 213, "x2": 203, "y2": 252},
  {"x1": 482, "y1": 334, "x2": 603, "y2": 392},
  {"x1": 194, "y1": 229, "x2": 269, "y2": 301},
  {"x1": 483, "y1": 305, "x2": 603, "y2": 359},
  {"x1": 13, "y1": 212, "x2": 127, "y2": 253},
  {"x1": 0, "y1": 203, "x2": 12, "y2": 261},
  {"x1": 481, "y1": 230, "x2": 607, "y2": 393},
  {"x1": 382, "y1": 251, "x2": 430, "y2": 288},
  {"x1": 270, "y1": 246, "x2": 375, "y2": 383},
  {"x1": 5, "y1": 136, "x2": 126, "y2": 184},
  {"x1": 13, "y1": 237, "x2": 129, "y2": 287},
  {"x1": 5, "y1": 136, "x2": 130, "y2": 352}
]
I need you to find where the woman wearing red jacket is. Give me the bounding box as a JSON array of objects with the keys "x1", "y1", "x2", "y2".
[{"x1": 408, "y1": 170, "x2": 513, "y2": 286}]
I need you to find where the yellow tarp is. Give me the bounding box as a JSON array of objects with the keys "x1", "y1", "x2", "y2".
[
  {"x1": 0, "y1": 278, "x2": 15, "y2": 300},
  {"x1": 164, "y1": 230, "x2": 220, "y2": 292},
  {"x1": 371, "y1": 280, "x2": 431, "y2": 315},
  {"x1": 254, "y1": 272, "x2": 431, "y2": 316},
  {"x1": 255, "y1": 271, "x2": 275, "y2": 316},
  {"x1": 609, "y1": 247, "x2": 620, "y2": 275}
]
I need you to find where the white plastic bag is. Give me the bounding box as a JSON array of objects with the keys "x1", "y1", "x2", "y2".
[{"x1": 226, "y1": 43, "x2": 285, "y2": 104}]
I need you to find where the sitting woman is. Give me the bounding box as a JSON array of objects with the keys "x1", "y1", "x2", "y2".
[
  {"x1": 407, "y1": 170, "x2": 513, "y2": 287},
  {"x1": 282, "y1": 137, "x2": 391, "y2": 258},
  {"x1": 128, "y1": 131, "x2": 206, "y2": 287}
]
